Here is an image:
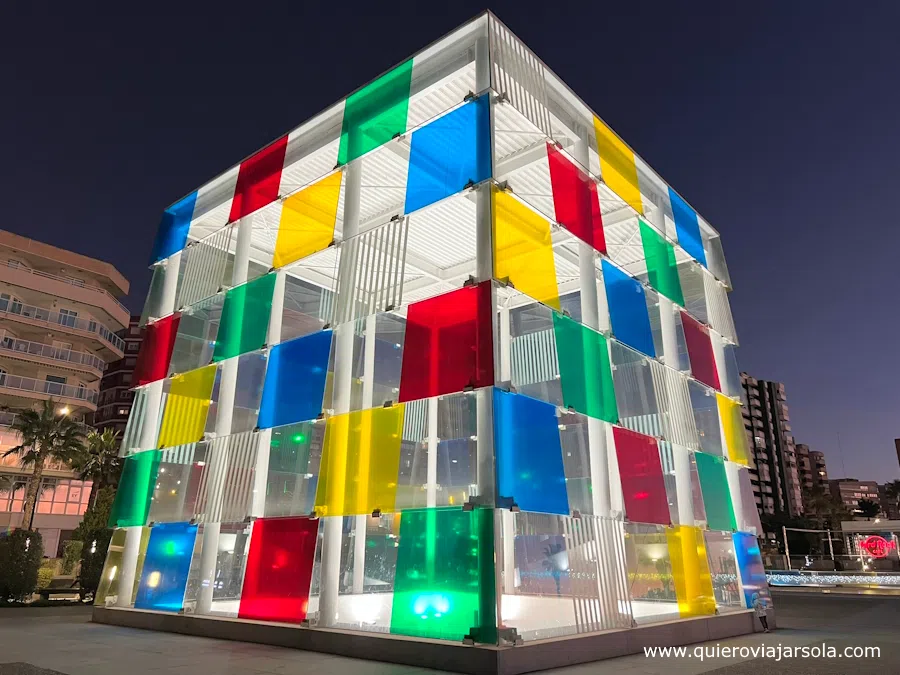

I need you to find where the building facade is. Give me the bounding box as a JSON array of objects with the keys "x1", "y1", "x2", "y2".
[
  {"x1": 829, "y1": 479, "x2": 880, "y2": 515},
  {"x1": 741, "y1": 374, "x2": 802, "y2": 518},
  {"x1": 796, "y1": 443, "x2": 828, "y2": 493},
  {"x1": 0, "y1": 229, "x2": 129, "y2": 555},
  {"x1": 92, "y1": 316, "x2": 143, "y2": 436},
  {"x1": 95, "y1": 13, "x2": 768, "y2": 663}
]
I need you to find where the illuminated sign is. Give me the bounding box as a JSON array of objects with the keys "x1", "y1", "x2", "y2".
[{"x1": 860, "y1": 535, "x2": 896, "y2": 559}]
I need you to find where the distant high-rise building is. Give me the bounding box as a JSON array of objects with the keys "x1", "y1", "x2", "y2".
[
  {"x1": 92, "y1": 315, "x2": 142, "y2": 436},
  {"x1": 741, "y1": 374, "x2": 803, "y2": 517},
  {"x1": 829, "y1": 479, "x2": 880, "y2": 515},
  {"x1": 877, "y1": 483, "x2": 900, "y2": 520},
  {"x1": 895, "y1": 439, "x2": 900, "y2": 471},
  {"x1": 796, "y1": 444, "x2": 828, "y2": 493}
]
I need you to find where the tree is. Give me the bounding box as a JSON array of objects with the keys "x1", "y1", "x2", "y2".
[
  {"x1": 857, "y1": 499, "x2": 880, "y2": 520},
  {"x1": 71, "y1": 428, "x2": 121, "y2": 509},
  {"x1": 1, "y1": 399, "x2": 86, "y2": 529},
  {"x1": 802, "y1": 485, "x2": 851, "y2": 530},
  {"x1": 883, "y1": 480, "x2": 900, "y2": 515}
]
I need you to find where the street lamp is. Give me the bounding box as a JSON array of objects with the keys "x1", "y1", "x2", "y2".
[{"x1": 58, "y1": 406, "x2": 70, "y2": 416}]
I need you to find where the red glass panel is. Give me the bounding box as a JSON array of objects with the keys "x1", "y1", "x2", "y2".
[
  {"x1": 228, "y1": 135, "x2": 288, "y2": 222},
  {"x1": 613, "y1": 426, "x2": 670, "y2": 526},
  {"x1": 398, "y1": 281, "x2": 494, "y2": 402},
  {"x1": 133, "y1": 313, "x2": 181, "y2": 386},
  {"x1": 238, "y1": 516, "x2": 318, "y2": 624},
  {"x1": 546, "y1": 143, "x2": 606, "y2": 253},
  {"x1": 681, "y1": 311, "x2": 721, "y2": 390}
]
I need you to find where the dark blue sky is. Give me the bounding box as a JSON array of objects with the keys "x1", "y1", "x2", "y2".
[{"x1": 3, "y1": 2, "x2": 898, "y2": 480}]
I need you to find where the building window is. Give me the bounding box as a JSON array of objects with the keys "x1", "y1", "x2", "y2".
[
  {"x1": 117, "y1": 407, "x2": 129, "y2": 416},
  {"x1": 34, "y1": 478, "x2": 93, "y2": 516},
  {"x1": 45, "y1": 374, "x2": 66, "y2": 395},
  {"x1": 58, "y1": 308, "x2": 78, "y2": 328},
  {"x1": 124, "y1": 357, "x2": 137, "y2": 366}
]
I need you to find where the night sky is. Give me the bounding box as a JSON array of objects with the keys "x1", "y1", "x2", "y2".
[{"x1": 4, "y1": 2, "x2": 899, "y2": 481}]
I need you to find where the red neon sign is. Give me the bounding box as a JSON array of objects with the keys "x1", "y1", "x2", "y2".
[{"x1": 860, "y1": 535, "x2": 895, "y2": 559}]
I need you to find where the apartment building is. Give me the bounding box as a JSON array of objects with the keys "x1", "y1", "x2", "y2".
[
  {"x1": 741, "y1": 374, "x2": 803, "y2": 518},
  {"x1": 92, "y1": 315, "x2": 142, "y2": 436},
  {"x1": 0, "y1": 229, "x2": 129, "y2": 555},
  {"x1": 829, "y1": 479, "x2": 880, "y2": 515},
  {"x1": 796, "y1": 443, "x2": 829, "y2": 492}
]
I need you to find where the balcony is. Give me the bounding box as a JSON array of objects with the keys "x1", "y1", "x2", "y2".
[
  {"x1": 0, "y1": 262, "x2": 129, "y2": 327},
  {"x1": 0, "y1": 372, "x2": 98, "y2": 410},
  {"x1": 0, "y1": 296, "x2": 124, "y2": 356},
  {"x1": 0, "y1": 336, "x2": 105, "y2": 380}
]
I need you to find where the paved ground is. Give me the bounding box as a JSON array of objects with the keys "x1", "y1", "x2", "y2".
[{"x1": 0, "y1": 591, "x2": 896, "y2": 675}]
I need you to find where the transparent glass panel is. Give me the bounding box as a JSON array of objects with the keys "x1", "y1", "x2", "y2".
[
  {"x1": 609, "y1": 340, "x2": 661, "y2": 438},
  {"x1": 390, "y1": 506, "x2": 496, "y2": 643},
  {"x1": 168, "y1": 294, "x2": 223, "y2": 376},
  {"x1": 315, "y1": 404, "x2": 405, "y2": 516},
  {"x1": 140, "y1": 263, "x2": 168, "y2": 326},
  {"x1": 95, "y1": 526, "x2": 150, "y2": 607},
  {"x1": 493, "y1": 389, "x2": 569, "y2": 515},
  {"x1": 134, "y1": 521, "x2": 199, "y2": 612},
  {"x1": 720, "y1": 343, "x2": 742, "y2": 399},
  {"x1": 665, "y1": 524, "x2": 716, "y2": 617},
  {"x1": 499, "y1": 511, "x2": 632, "y2": 640},
  {"x1": 183, "y1": 521, "x2": 252, "y2": 617},
  {"x1": 703, "y1": 530, "x2": 743, "y2": 613},
  {"x1": 508, "y1": 298, "x2": 561, "y2": 407},
  {"x1": 558, "y1": 411, "x2": 602, "y2": 515},
  {"x1": 281, "y1": 274, "x2": 333, "y2": 342},
  {"x1": 148, "y1": 443, "x2": 205, "y2": 525},
  {"x1": 678, "y1": 261, "x2": 708, "y2": 324},
  {"x1": 689, "y1": 380, "x2": 723, "y2": 456},
  {"x1": 624, "y1": 522, "x2": 679, "y2": 624},
  {"x1": 265, "y1": 420, "x2": 324, "y2": 518}
]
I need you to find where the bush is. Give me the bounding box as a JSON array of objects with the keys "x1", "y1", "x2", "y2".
[
  {"x1": 78, "y1": 527, "x2": 113, "y2": 596},
  {"x1": 36, "y1": 561, "x2": 55, "y2": 590},
  {"x1": 61, "y1": 540, "x2": 83, "y2": 575},
  {"x1": 0, "y1": 530, "x2": 44, "y2": 601},
  {"x1": 73, "y1": 486, "x2": 115, "y2": 541}
]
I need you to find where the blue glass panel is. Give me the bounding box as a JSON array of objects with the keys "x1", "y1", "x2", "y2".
[
  {"x1": 733, "y1": 532, "x2": 769, "y2": 608},
  {"x1": 668, "y1": 188, "x2": 707, "y2": 267},
  {"x1": 134, "y1": 521, "x2": 198, "y2": 612},
  {"x1": 258, "y1": 330, "x2": 332, "y2": 429},
  {"x1": 602, "y1": 260, "x2": 655, "y2": 358},
  {"x1": 149, "y1": 192, "x2": 197, "y2": 265},
  {"x1": 493, "y1": 388, "x2": 569, "y2": 515},
  {"x1": 403, "y1": 94, "x2": 491, "y2": 214}
]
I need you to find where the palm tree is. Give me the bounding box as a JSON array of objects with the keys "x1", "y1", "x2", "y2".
[
  {"x1": 857, "y1": 499, "x2": 881, "y2": 520},
  {"x1": 2, "y1": 399, "x2": 86, "y2": 530},
  {"x1": 72, "y1": 427, "x2": 121, "y2": 508},
  {"x1": 883, "y1": 480, "x2": 900, "y2": 516}
]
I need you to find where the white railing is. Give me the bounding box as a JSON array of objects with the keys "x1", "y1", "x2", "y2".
[
  {"x1": 0, "y1": 411, "x2": 17, "y2": 426},
  {"x1": 0, "y1": 296, "x2": 125, "y2": 351},
  {"x1": 0, "y1": 336, "x2": 106, "y2": 372},
  {"x1": 4, "y1": 262, "x2": 129, "y2": 316},
  {"x1": 0, "y1": 373, "x2": 98, "y2": 405}
]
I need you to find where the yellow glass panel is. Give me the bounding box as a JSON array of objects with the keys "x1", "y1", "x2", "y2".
[
  {"x1": 593, "y1": 117, "x2": 643, "y2": 215},
  {"x1": 716, "y1": 393, "x2": 750, "y2": 466},
  {"x1": 273, "y1": 171, "x2": 342, "y2": 269},
  {"x1": 314, "y1": 404, "x2": 405, "y2": 516},
  {"x1": 157, "y1": 365, "x2": 217, "y2": 448},
  {"x1": 492, "y1": 186, "x2": 560, "y2": 310},
  {"x1": 666, "y1": 525, "x2": 716, "y2": 617}
]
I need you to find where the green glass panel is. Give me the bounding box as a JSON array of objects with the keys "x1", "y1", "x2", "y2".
[
  {"x1": 108, "y1": 450, "x2": 162, "y2": 528},
  {"x1": 391, "y1": 507, "x2": 497, "y2": 643},
  {"x1": 694, "y1": 452, "x2": 737, "y2": 532},
  {"x1": 640, "y1": 220, "x2": 685, "y2": 306},
  {"x1": 338, "y1": 60, "x2": 413, "y2": 165},
  {"x1": 212, "y1": 273, "x2": 276, "y2": 362},
  {"x1": 552, "y1": 312, "x2": 618, "y2": 423}
]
